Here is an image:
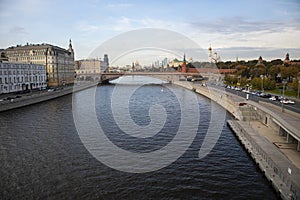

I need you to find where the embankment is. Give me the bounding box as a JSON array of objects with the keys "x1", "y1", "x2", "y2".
[
  {"x1": 0, "y1": 82, "x2": 97, "y2": 112},
  {"x1": 173, "y1": 81, "x2": 300, "y2": 199}
]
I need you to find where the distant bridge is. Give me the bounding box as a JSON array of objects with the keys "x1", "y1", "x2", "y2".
[
  {"x1": 101, "y1": 72, "x2": 192, "y2": 83},
  {"x1": 76, "y1": 71, "x2": 223, "y2": 84}
]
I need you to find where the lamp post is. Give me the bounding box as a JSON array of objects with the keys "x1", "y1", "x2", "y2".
[
  {"x1": 297, "y1": 74, "x2": 300, "y2": 99},
  {"x1": 281, "y1": 79, "x2": 287, "y2": 112},
  {"x1": 260, "y1": 74, "x2": 264, "y2": 93}
]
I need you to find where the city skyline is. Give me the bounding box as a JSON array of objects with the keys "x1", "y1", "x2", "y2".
[{"x1": 0, "y1": 0, "x2": 300, "y2": 62}]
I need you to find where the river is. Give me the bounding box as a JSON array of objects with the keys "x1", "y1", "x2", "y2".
[{"x1": 0, "y1": 77, "x2": 276, "y2": 199}]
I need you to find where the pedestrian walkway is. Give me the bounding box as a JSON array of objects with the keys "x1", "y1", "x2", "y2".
[
  {"x1": 206, "y1": 84, "x2": 300, "y2": 142},
  {"x1": 250, "y1": 121, "x2": 300, "y2": 168}
]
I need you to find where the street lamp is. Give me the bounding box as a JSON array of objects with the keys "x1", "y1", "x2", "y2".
[
  {"x1": 260, "y1": 74, "x2": 264, "y2": 93},
  {"x1": 297, "y1": 74, "x2": 300, "y2": 99},
  {"x1": 281, "y1": 79, "x2": 287, "y2": 112}
]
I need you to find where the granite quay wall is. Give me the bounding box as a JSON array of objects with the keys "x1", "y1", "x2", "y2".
[
  {"x1": 173, "y1": 81, "x2": 300, "y2": 199},
  {"x1": 0, "y1": 82, "x2": 97, "y2": 112}
]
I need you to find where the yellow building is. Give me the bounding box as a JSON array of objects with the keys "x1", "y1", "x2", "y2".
[{"x1": 3, "y1": 40, "x2": 75, "y2": 87}]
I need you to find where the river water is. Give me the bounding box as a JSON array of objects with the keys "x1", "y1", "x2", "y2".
[{"x1": 0, "y1": 77, "x2": 276, "y2": 199}]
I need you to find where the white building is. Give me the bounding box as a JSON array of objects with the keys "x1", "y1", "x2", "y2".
[
  {"x1": 3, "y1": 40, "x2": 75, "y2": 87},
  {"x1": 0, "y1": 62, "x2": 47, "y2": 94},
  {"x1": 75, "y1": 54, "x2": 109, "y2": 81}
]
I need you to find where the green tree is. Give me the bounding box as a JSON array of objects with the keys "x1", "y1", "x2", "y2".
[
  {"x1": 239, "y1": 77, "x2": 248, "y2": 87},
  {"x1": 291, "y1": 78, "x2": 300, "y2": 92},
  {"x1": 268, "y1": 65, "x2": 280, "y2": 80},
  {"x1": 263, "y1": 77, "x2": 276, "y2": 90},
  {"x1": 249, "y1": 65, "x2": 265, "y2": 77},
  {"x1": 280, "y1": 66, "x2": 299, "y2": 81},
  {"x1": 224, "y1": 75, "x2": 238, "y2": 85},
  {"x1": 251, "y1": 77, "x2": 262, "y2": 90}
]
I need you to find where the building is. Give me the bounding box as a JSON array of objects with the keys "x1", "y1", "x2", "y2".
[
  {"x1": 75, "y1": 54, "x2": 110, "y2": 80},
  {"x1": 256, "y1": 56, "x2": 265, "y2": 66},
  {"x1": 0, "y1": 62, "x2": 47, "y2": 94},
  {"x1": 177, "y1": 54, "x2": 187, "y2": 73},
  {"x1": 283, "y1": 53, "x2": 300, "y2": 66},
  {"x1": 283, "y1": 53, "x2": 290, "y2": 64},
  {"x1": 168, "y1": 58, "x2": 184, "y2": 67},
  {"x1": 3, "y1": 40, "x2": 75, "y2": 87},
  {"x1": 75, "y1": 59, "x2": 101, "y2": 80}
]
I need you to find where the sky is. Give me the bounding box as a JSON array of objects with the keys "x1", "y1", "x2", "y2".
[{"x1": 0, "y1": 0, "x2": 300, "y2": 65}]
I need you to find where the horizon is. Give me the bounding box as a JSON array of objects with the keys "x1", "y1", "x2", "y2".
[{"x1": 1, "y1": 0, "x2": 300, "y2": 63}]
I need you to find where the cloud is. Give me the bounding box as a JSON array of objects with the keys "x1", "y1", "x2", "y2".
[
  {"x1": 9, "y1": 26, "x2": 28, "y2": 35},
  {"x1": 215, "y1": 47, "x2": 300, "y2": 61},
  {"x1": 191, "y1": 17, "x2": 300, "y2": 34},
  {"x1": 107, "y1": 3, "x2": 134, "y2": 8},
  {"x1": 108, "y1": 16, "x2": 178, "y2": 32},
  {"x1": 79, "y1": 24, "x2": 100, "y2": 32}
]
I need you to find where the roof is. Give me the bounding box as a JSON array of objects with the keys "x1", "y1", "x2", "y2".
[{"x1": 5, "y1": 43, "x2": 70, "y2": 53}]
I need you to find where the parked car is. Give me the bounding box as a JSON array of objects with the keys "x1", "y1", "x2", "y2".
[
  {"x1": 287, "y1": 99, "x2": 295, "y2": 104},
  {"x1": 261, "y1": 93, "x2": 271, "y2": 98},
  {"x1": 280, "y1": 98, "x2": 295, "y2": 104},
  {"x1": 269, "y1": 96, "x2": 276, "y2": 101}
]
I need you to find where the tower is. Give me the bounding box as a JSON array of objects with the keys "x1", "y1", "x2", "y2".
[
  {"x1": 213, "y1": 51, "x2": 218, "y2": 63},
  {"x1": 182, "y1": 53, "x2": 187, "y2": 73},
  {"x1": 68, "y1": 39, "x2": 74, "y2": 55},
  {"x1": 132, "y1": 62, "x2": 135, "y2": 72},
  {"x1": 208, "y1": 45, "x2": 212, "y2": 63},
  {"x1": 284, "y1": 53, "x2": 290, "y2": 63},
  {"x1": 256, "y1": 56, "x2": 265, "y2": 66},
  {"x1": 104, "y1": 54, "x2": 109, "y2": 66}
]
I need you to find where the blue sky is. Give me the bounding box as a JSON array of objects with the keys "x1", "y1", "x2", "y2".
[{"x1": 0, "y1": 0, "x2": 299, "y2": 63}]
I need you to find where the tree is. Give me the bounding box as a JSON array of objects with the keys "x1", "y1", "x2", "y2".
[
  {"x1": 224, "y1": 75, "x2": 238, "y2": 85},
  {"x1": 251, "y1": 77, "x2": 262, "y2": 90},
  {"x1": 268, "y1": 65, "x2": 280, "y2": 81},
  {"x1": 249, "y1": 66, "x2": 265, "y2": 77},
  {"x1": 280, "y1": 66, "x2": 299, "y2": 82},
  {"x1": 236, "y1": 65, "x2": 249, "y2": 77},
  {"x1": 291, "y1": 78, "x2": 299, "y2": 92},
  {"x1": 239, "y1": 77, "x2": 248, "y2": 87},
  {"x1": 263, "y1": 77, "x2": 276, "y2": 90}
]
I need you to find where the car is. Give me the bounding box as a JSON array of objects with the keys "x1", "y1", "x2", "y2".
[
  {"x1": 269, "y1": 96, "x2": 277, "y2": 101},
  {"x1": 48, "y1": 89, "x2": 54, "y2": 92},
  {"x1": 280, "y1": 99, "x2": 289, "y2": 104},
  {"x1": 242, "y1": 89, "x2": 250, "y2": 93},
  {"x1": 261, "y1": 93, "x2": 271, "y2": 98},
  {"x1": 280, "y1": 98, "x2": 295, "y2": 104},
  {"x1": 287, "y1": 99, "x2": 295, "y2": 104}
]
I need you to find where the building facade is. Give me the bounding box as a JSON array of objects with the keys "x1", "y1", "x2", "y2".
[
  {"x1": 3, "y1": 40, "x2": 75, "y2": 87},
  {"x1": 0, "y1": 62, "x2": 47, "y2": 94},
  {"x1": 75, "y1": 55, "x2": 109, "y2": 81},
  {"x1": 75, "y1": 59, "x2": 101, "y2": 80}
]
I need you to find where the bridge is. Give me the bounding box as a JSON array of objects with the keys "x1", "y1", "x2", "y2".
[{"x1": 76, "y1": 71, "x2": 223, "y2": 84}]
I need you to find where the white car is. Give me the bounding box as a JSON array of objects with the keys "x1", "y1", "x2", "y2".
[
  {"x1": 280, "y1": 99, "x2": 295, "y2": 104},
  {"x1": 287, "y1": 99, "x2": 295, "y2": 104},
  {"x1": 269, "y1": 96, "x2": 276, "y2": 101}
]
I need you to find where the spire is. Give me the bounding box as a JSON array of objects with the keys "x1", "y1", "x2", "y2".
[
  {"x1": 69, "y1": 39, "x2": 72, "y2": 49},
  {"x1": 68, "y1": 39, "x2": 74, "y2": 54},
  {"x1": 181, "y1": 53, "x2": 187, "y2": 73}
]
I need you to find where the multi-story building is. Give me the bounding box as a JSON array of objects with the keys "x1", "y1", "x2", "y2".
[
  {"x1": 0, "y1": 62, "x2": 47, "y2": 94},
  {"x1": 75, "y1": 54, "x2": 109, "y2": 80},
  {"x1": 75, "y1": 59, "x2": 101, "y2": 80},
  {"x1": 3, "y1": 40, "x2": 75, "y2": 87}
]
